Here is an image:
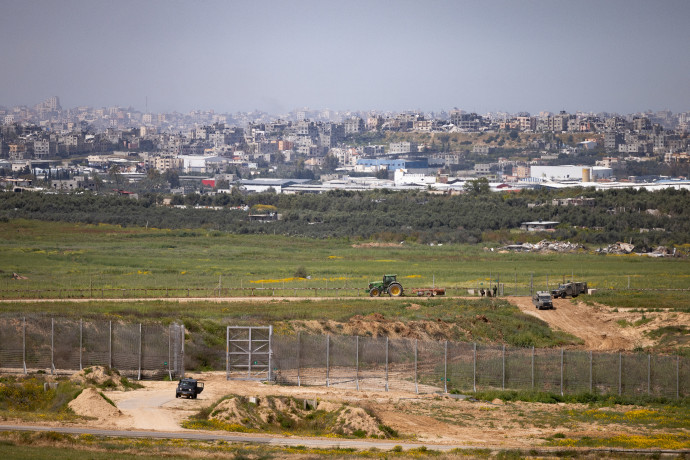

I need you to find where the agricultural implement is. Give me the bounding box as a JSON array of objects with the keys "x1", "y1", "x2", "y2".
[{"x1": 411, "y1": 287, "x2": 446, "y2": 297}]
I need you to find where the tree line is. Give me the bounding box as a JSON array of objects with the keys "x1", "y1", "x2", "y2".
[{"x1": 1, "y1": 187, "x2": 689, "y2": 248}]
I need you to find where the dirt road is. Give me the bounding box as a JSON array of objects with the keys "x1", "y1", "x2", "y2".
[
  {"x1": 506, "y1": 296, "x2": 689, "y2": 350},
  {"x1": 100, "y1": 373, "x2": 582, "y2": 448},
  {"x1": 87, "y1": 371, "x2": 685, "y2": 450}
]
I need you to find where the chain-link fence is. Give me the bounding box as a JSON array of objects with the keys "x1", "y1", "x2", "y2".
[
  {"x1": 268, "y1": 334, "x2": 689, "y2": 398},
  {"x1": 3, "y1": 314, "x2": 685, "y2": 397},
  {"x1": 0, "y1": 316, "x2": 184, "y2": 380}
]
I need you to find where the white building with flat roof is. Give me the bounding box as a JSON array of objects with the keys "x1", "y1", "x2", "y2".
[{"x1": 530, "y1": 165, "x2": 612, "y2": 181}]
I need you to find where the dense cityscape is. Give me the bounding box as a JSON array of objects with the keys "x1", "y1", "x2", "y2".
[{"x1": 1, "y1": 96, "x2": 689, "y2": 196}]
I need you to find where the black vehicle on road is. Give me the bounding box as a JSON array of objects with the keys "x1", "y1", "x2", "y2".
[{"x1": 176, "y1": 378, "x2": 204, "y2": 399}]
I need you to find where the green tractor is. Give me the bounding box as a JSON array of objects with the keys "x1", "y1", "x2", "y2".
[{"x1": 368, "y1": 274, "x2": 404, "y2": 297}]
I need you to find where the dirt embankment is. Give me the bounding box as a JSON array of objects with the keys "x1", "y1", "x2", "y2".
[
  {"x1": 282, "y1": 308, "x2": 462, "y2": 342},
  {"x1": 507, "y1": 296, "x2": 690, "y2": 351},
  {"x1": 68, "y1": 388, "x2": 122, "y2": 420}
]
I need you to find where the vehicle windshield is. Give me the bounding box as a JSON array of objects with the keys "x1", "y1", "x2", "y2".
[{"x1": 178, "y1": 381, "x2": 195, "y2": 389}]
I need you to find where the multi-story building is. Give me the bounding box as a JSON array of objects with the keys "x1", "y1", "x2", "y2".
[
  {"x1": 149, "y1": 156, "x2": 184, "y2": 172},
  {"x1": 33, "y1": 139, "x2": 57, "y2": 159},
  {"x1": 8, "y1": 143, "x2": 27, "y2": 160},
  {"x1": 516, "y1": 116, "x2": 535, "y2": 132},
  {"x1": 515, "y1": 165, "x2": 530, "y2": 179},
  {"x1": 389, "y1": 141, "x2": 417, "y2": 155},
  {"x1": 633, "y1": 117, "x2": 651, "y2": 132},
  {"x1": 472, "y1": 145, "x2": 495, "y2": 155},
  {"x1": 344, "y1": 117, "x2": 364, "y2": 134},
  {"x1": 604, "y1": 132, "x2": 623, "y2": 151}
]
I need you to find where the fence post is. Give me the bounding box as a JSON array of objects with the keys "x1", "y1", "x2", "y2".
[
  {"x1": 79, "y1": 319, "x2": 83, "y2": 371},
  {"x1": 180, "y1": 324, "x2": 185, "y2": 379},
  {"x1": 473, "y1": 342, "x2": 477, "y2": 393},
  {"x1": 561, "y1": 348, "x2": 563, "y2": 396},
  {"x1": 589, "y1": 351, "x2": 593, "y2": 393},
  {"x1": 677, "y1": 355, "x2": 680, "y2": 399},
  {"x1": 138, "y1": 323, "x2": 142, "y2": 381},
  {"x1": 22, "y1": 317, "x2": 26, "y2": 374},
  {"x1": 618, "y1": 352, "x2": 622, "y2": 396},
  {"x1": 268, "y1": 325, "x2": 273, "y2": 383},
  {"x1": 50, "y1": 318, "x2": 57, "y2": 375},
  {"x1": 225, "y1": 326, "x2": 229, "y2": 381},
  {"x1": 531, "y1": 346, "x2": 534, "y2": 390},
  {"x1": 247, "y1": 327, "x2": 252, "y2": 378},
  {"x1": 385, "y1": 337, "x2": 389, "y2": 392},
  {"x1": 109, "y1": 321, "x2": 112, "y2": 369},
  {"x1": 414, "y1": 339, "x2": 418, "y2": 395},
  {"x1": 530, "y1": 273, "x2": 533, "y2": 296},
  {"x1": 355, "y1": 336, "x2": 359, "y2": 391},
  {"x1": 168, "y1": 324, "x2": 172, "y2": 381},
  {"x1": 326, "y1": 335, "x2": 330, "y2": 387},
  {"x1": 444, "y1": 341, "x2": 448, "y2": 394},
  {"x1": 502, "y1": 344, "x2": 505, "y2": 390},
  {"x1": 648, "y1": 354, "x2": 651, "y2": 395},
  {"x1": 297, "y1": 332, "x2": 301, "y2": 387},
  {"x1": 173, "y1": 324, "x2": 179, "y2": 379}
]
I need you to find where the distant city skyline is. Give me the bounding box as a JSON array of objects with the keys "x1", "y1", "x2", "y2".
[{"x1": 2, "y1": 0, "x2": 689, "y2": 115}]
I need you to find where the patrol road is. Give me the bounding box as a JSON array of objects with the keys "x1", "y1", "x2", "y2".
[
  {"x1": 0, "y1": 424, "x2": 686, "y2": 456},
  {"x1": 0, "y1": 423, "x2": 462, "y2": 452}
]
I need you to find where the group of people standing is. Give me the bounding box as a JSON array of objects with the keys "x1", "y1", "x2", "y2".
[{"x1": 479, "y1": 285, "x2": 498, "y2": 297}]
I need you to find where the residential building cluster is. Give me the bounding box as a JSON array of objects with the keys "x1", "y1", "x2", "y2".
[{"x1": 1, "y1": 97, "x2": 689, "y2": 195}]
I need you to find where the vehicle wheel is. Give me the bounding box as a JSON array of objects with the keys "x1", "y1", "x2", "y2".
[
  {"x1": 176, "y1": 394, "x2": 180, "y2": 398},
  {"x1": 369, "y1": 288, "x2": 380, "y2": 297},
  {"x1": 193, "y1": 394, "x2": 197, "y2": 399},
  {"x1": 561, "y1": 293, "x2": 566, "y2": 299},
  {"x1": 388, "y1": 283, "x2": 403, "y2": 297},
  {"x1": 572, "y1": 294, "x2": 578, "y2": 298}
]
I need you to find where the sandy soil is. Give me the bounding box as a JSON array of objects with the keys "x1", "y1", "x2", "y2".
[
  {"x1": 92, "y1": 372, "x2": 678, "y2": 448},
  {"x1": 507, "y1": 296, "x2": 690, "y2": 351}
]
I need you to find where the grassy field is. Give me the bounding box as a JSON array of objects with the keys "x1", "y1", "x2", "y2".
[
  {"x1": 0, "y1": 298, "x2": 582, "y2": 349},
  {"x1": 1, "y1": 219, "x2": 689, "y2": 302}
]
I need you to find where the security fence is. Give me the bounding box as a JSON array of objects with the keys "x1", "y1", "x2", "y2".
[
  {"x1": 0, "y1": 316, "x2": 185, "y2": 380},
  {"x1": 269, "y1": 334, "x2": 689, "y2": 398},
  {"x1": 2, "y1": 315, "x2": 686, "y2": 398}
]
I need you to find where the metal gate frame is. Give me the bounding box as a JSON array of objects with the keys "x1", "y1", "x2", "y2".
[{"x1": 226, "y1": 326, "x2": 272, "y2": 381}]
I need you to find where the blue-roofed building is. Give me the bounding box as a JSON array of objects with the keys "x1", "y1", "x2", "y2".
[{"x1": 356, "y1": 158, "x2": 428, "y2": 170}]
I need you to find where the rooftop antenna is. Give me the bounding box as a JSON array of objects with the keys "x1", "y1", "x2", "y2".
[{"x1": 145, "y1": 96, "x2": 148, "y2": 114}]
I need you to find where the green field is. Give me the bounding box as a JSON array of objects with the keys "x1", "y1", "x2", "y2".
[{"x1": 1, "y1": 220, "x2": 689, "y2": 304}]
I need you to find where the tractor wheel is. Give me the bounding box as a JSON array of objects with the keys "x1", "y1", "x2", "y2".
[
  {"x1": 369, "y1": 288, "x2": 380, "y2": 297},
  {"x1": 388, "y1": 283, "x2": 403, "y2": 297}
]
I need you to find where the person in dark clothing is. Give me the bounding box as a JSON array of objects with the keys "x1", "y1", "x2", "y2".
[{"x1": 493, "y1": 285, "x2": 498, "y2": 297}]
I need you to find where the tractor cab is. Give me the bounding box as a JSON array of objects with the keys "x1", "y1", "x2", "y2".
[{"x1": 382, "y1": 274, "x2": 397, "y2": 285}]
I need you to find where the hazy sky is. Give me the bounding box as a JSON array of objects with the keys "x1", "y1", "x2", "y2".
[{"x1": 2, "y1": 0, "x2": 689, "y2": 115}]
